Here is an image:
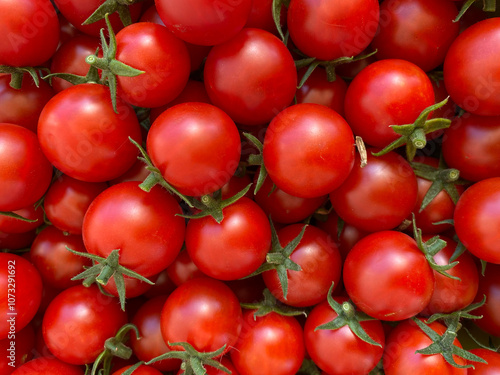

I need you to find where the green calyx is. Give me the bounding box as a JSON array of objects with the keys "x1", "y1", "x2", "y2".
[
  {"x1": 89, "y1": 323, "x2": 141, "y2": 375},
  {"x1": 243, "y1": 132, "x2": 268, "y2": 195},
  {"x1": 83, "y1": 0, "x2": 138, "y2": 28},
  {"x1": 411, "y1": 159, "x2": 467, "y2": 213},
  {"x1": 67, "y1": 247, "x2": 154, "y2": 311},
  {"x1": 297, "y1": 358, "x2": 321, "y2": 375},
  {"x1": 413, "y1": 297, "x2": 489, "y2": 369},
  {"x1": 454, "y1": 0, "x2": 496, "y2": 22},
  {"x1": 241, "y1": 219, "x2": 306, "y2": 300},
  {"x1": 0, "y1": 211, "x2": 38, "y2": 223},
  {"x1": 146, "y1": 342, "x2": 231, "y2": 375},
  {"x1": 372, "y1": 97, "x2": 452, "y2": 161},
  {"x1": 272, "y1": 0, "x2": 290, "y2": 42},
  {"x1": 0, "y1": 66, "x2": 49, "y2": 89},
  {"x1": 315, "y1": 283, "x2": 381, "y2": 347},
  {"x1": 412, "y1": 216, "x2": 460, "y2": 280},
  {"x1": 241, "y1": 288, "x2": 307, "y2": 319}
]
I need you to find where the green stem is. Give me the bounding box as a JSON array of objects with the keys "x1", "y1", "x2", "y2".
[{"x1": 410, "y1": 128, "x2": 427, "y2": 149}]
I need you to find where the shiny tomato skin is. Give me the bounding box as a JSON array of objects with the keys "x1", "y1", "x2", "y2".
[
  {"x1": 0, "y1": 253, "x2": 42, "y2": 339},
  {"x1": 230, "y1": 310, "x2": 305, "y2": 375},
  {"x1": 442, "y1": 114, "x2": 500, "y2": 182},
  {"x1": 166, "y1": 250, "x2": 205, "y2": 286},
  {"x1": 330, "y1": 149, "x2": 418, "y2": 232},
  {"x1": 42, "y1": 285, "x2": 127, "y2": 365},
  {"x1": 37, "y1": 84, "x2": 142, "y2": 182},
  {"x1": 454, "y1": 178, "x2": 500, "y2": 263},
  {"x1": 467, "y1": 349, "x2": 500, "y2": 374},
  {"x1": 263, "y1": 103, "x2": 355, "y2": 198},
  {"x1": 186, "y1": 197, "x2": 271, "y2": 280},
  {"x1": 344, "y1": 59, "x2": 435, "y2": 148},
  {"x1": 112, "y1": 365, "x2": 163, "y2": 375},
  {"x1": 287, "y1": 0, "x2": 379, "y2": 61},
  {"x1": 30, "y1": 226, "x2": 91, "y2": 290},
  {"x1": 343, "y1": 231, "x2": 434, "y2": 321},
  {"x1": 83, "y1": 182, "x2": 186, "y2": 277},
  {"x1": 10, "y1": 357, "x2": 84, "y2": 375},
  {"x1": 383, "y1": 319, "x2": 467, "y2": 374},
  {"x1": 130, "y1": 296, "x2": 181, "y2": 372},
  {"x1": 160, "y1": 278, "x2": 242, "y2": 356},
  {"x1": 370, "y1": 0, "x2": 459, "y2": 72},
  {"x1": 155, "y1": 0, "x2": 252, "y2": 46},
  {"x1": 444, "y1": 18, "x2": 500, "y2": 116},
  {"x1": 147, "y1": 102, "x2": 241, "y2": 196},
  {"x1": 115, "y1": 22, "x2": 191, "y2": 108},
  {"x1": 304, "y1": 297, "x2": 385, "y2": 375},
  {"x1": 263, "y1": 224, "x2": 342, "y2": 307},
  {"x1": 0, "y1": 323, "x2": 34, "y2": 374},
  {"x1": 0, "y1": 123, "x2": 53, "y2": 212},
  {"x1": 472, "y1": 264, "x2": 500, "y2": 337},
  {"x1": 43, "y1": 174, "x2": 108, "y2": 235},
  {"x1": 0, "y1": 204, "x2": 44, "y2": 234},
  {"x1": 0, "y1": 0, "x2": 59, "y2": 67},
  {"x1": 0, "y1": 74, "x2": 54, "y2": 133},
  {"x1": 204, "y1": 28, "x2": 297, "y2": 126}
]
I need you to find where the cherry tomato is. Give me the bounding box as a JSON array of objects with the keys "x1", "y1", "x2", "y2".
[
  {"x1": 11, "y1": 357, "x2": 84, "y2": 375},
  {"x1": 343, "y1": 231, "x2": 434, "y2": 321},
  {"x1": 0, "y1": 205, "x2": 44, "y2": 234},
  {"x1": 112, "y1": 364, "x2": 163, "y2": 375},
  {"x1": 472, "y1": 264, "x2": 500, "y2": 337},
  {"x1": 467, "y1": 349, "x2": 500, "y2": 374},
  {"x1": 0, "y1": 323, "x2": 34, "y2": 374}
]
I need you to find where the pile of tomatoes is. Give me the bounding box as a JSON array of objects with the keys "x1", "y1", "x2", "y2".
[{"x1": 1, "y1": 0, "x2": 500, "y2": 374}]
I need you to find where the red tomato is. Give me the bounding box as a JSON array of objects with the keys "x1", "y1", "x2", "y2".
[
  {"x1": 112, "y1": 364, "x2": 163, "y2": 375},
  {"x1": 147, "y1": 102, "x2": 241, "y2": 196},
  {"x1": 230, "y1": 310, "x2": 305, "y2": 375},
  {"x1": 370, "y1": 0, "x2": 459, "y2": 72},
  {"x1": 383, "y1": 319, "x2": 467, "y2": 374},
  {"x1": 343, "y1": 231, "x2": 434, "y2": 321},
  {"x1": 454, "y1": 178, "x2": 500, "y2": 263},
  {"x1": 472, "y1": 264, "x2": 500, "y2": 337},
  {"x1": 0, "y1": 123, "x2": 53, "y2": 212},
  {"x1": 344, "y1": 59, "x2": 435, "y2": 148},
  {"x1": 115, "y1": 22, "x2": 190, "y2": 108},
  {"x1": 0, "y1": 230, "x2": 37, "y2": 251},
  {"x1": 37, "y1": 84, "x2": 142, "y2": 182},
  {"x1": 263, "y1": 224, "x2": 342, "y2": 307},
  {"x1": 0, "y1": 253, "x2": 43, "y2": 339},
  {"x1": 155, "y1": 0, "x2": 252, "y2": 46},
  {"x1": 130, "y1": 296, "x2": 181, "y2": 372},
  {"x1": 204, "y1": 28, "x2": 297, "y2": 126},
  {"x1": 330, "y1": 149, "x2": 418, "y2": 232},
  {"x1": 0, "y1": 74, "x2": 54, "y2": 132},
  {"x1": 0, "y1": 0, "x2": 59, "y2": 66},
  {"x1": 442, "y1": 113, "x2": 500, "y2": 182},
  {"x1": 444, "y1": 18, "x2": 500, "y2": 116},
  {"x1": 0, "y1": 205, "x2": 44, "y2": 234},
  {"x1": 11, "y1": 357, "x2": 84, "y2": 375},
  {"x1": 161, "y1": 278, "x2": 242, "y2": 356},
  {"x1": 166, "y1": 250, "x2": 205, "y2": 286},
  {"x1": 263, "y1": 103, "x2": 355, "y2": 198},
  {"x1": 42, "y1": 285, "x2": 127, "y2": 365},
  {"x1": 0, "y1": 323, "x2": 34, "y2": 374},
  {"x1": 467, "y1": 349, "x2": 500, "y2": 374},
  {"x1": 186, "y1": 197, "x2": 271, "y2": 280},
  {"x1": 177, "y1": 357, "x2": 239, "y2": 375},
  {"x1": 304, "y1": 297, "x2": 385, "y2": 375},
  {"x1": 30, "y1": 226, "x2": 91, "y2": 290},
  {"x1": 287, "y1": 0, "x2": 380, "y2": 61},
  {"x1": 83, "y1": 182, "x2": 186, "y2": 277},
  {"x1": 43, "y1": 174, "x2": 108, "y2": 235}
]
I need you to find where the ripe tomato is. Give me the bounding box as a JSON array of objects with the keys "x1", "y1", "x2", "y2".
[
  {"x1": 0, "y1": 252, "x2": 43, "y2": 340},
  {"x1": 230, "y1": 310, "x2": 305, "y2": 375},
  {"x1": 472, "y1": 264, "x2": 500, "y2": 337},
  {"x1": 383, "y1": 319, "x2": 467, "y2": 374},
  {"x1": 186, "y1": 197, "x2": 271, "y2": 280},
  {"x1": 0, "y1": 123, "x2": 53, "y2": 212},
  {"x1": 83, "y1": 182, "x2": 186, "y2": 277},
  {"x1": 304, "y1": 297, "x2": 385, "y2": 375},
  {"x1": 161, "y1": 278, "x2": 242, "y2": 356},
  {"x1": 262, "y1": 224, "x2": 342, "y2": 307},
  {"x1": 204, "y1": 28, "x2": 297, "y2": 126},
  {"x1": 166, "y1": 250, "x2": 205, "y2": 286},
  {"x1": 263, "y1": 103, "x2": 355, "y2": 198},
  {"x1": 42, "y1": 285, "x2": 127, "y2": 365},
  {"x1": 112, "y1": 365, "x2": 163, "y2": 375},
  {"x1": 343, "y1": 231, "x2": 434, "y2": 321},
  {"x1": 37, "y1": 83, "x2": 142, "y2": 182},
  {"x1": 467, "y1": 349, "x2": 500, "y2": 374},
  {"x1": 11, "y1": 357, "x2": 84, "y2": 375},
  {"x1": 330, "y1": 149, "x2": 418, "y2": 232},
  {"x1": 287, "y1": 0, "x2": 379, "y2": 61},
  {"x1": 344, "y1": 59, "x2": 435, "y2": 148},
  {"x1": 444, "y1": 18, "x2": 500, "y2": 116},
  {"x1": 0, "y1": 0, "x2": 59, "y2": 67},
  {"x1": 0, "y1": 204, "x2": 44, "y2": 234},
  {"x1": 155, "y1": 0, "x2": 252, "y2": 46},
  {"x1": 454, "y1": 177, "x2": 500, "y2": 263},
  {"x1": 370, "y1": 0, "x2": 459, "y2": 72},
  {"x1": 177, "y1": 357, "x2": 239, "y2": 375},
  {"x1": 0, "y1": 323, "x2": 34, "y2": 374},
  {"x1": 115, "y1": 22, "x2": 190, "y2": 108},
  {"x1": 147, "y1": 102, "x2": 241, "y2": 196}
]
